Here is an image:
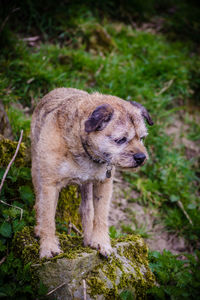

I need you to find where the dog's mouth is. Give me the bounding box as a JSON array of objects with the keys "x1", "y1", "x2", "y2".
[
  {"x1": 112, "y1": 151, "x2": 147, "y2": 169},
  {"x1": 117, "y1": 163, "x2": 142, "y2": 170}
]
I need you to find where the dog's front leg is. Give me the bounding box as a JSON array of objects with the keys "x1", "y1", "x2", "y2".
[
  {"x1": 35, "y1": 184, "x2": 62, "y2": 258},
  {"x1": 80, "y1": 182, "x2": 94, "y2": 246},
  {"x1": 90, "y1": 178, "x2": 113, "y2": 256}
]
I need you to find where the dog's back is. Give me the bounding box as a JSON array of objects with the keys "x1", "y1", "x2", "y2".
[{"x1": 31, "y1": 88, "x2": 88, "y2": 143}]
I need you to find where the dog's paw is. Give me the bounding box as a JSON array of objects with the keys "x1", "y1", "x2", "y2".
[
  {"x1": 34, "y1": 225, "x2": 41, "y2": 237},
  {"x1": 83, "y1": 235, "x2": 91, "y2": 247},
  {"x1": 89, "y1": 239, "x2": 113, "y2": 257},
  {"x1": 40, "y1": 239, "x2": 63, "y2": 259}
]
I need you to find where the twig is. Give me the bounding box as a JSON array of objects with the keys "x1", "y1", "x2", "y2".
[
  {"x1": 46, "y1": 281, "x2": 68, "y2": 296},
  {"x1": 0, "y1": 256, "x2": 6, "y2": 266},
  {"x1": 127, "y1": 13, "x2": 137, "y2": 29},
  {"x1": 177, "y1": 200, "x2": 193, "y2": 226},
  {"x1": 68, "y1": 222, "x2": 82, "y2": 236},
  {"x1": 83, "y1": 279, "x2": 87, "y2": 300},
  {"x1": 0, "y1": 130, "x2": 24, "y2": 219},
  {"x1": 71, "y1": 223, "x2": 82, "y2": 236},
  {"x1": 23, "y1": 36, "x2": 39, "y2": 42},
  {"x1": 156, "y1": 79, "x2": 174, "y2": 96},
  {"x1": 0, "y1": 130, "x2": 23, "y2": 194},
  {"x1": 95, "y1": 64, "x2": 103, "y2": 77},
  {"x1": 0, "y1": 200, "x2": 23, "y2": 220},
  {"x1": 113, "y1": 177, "x2": 122, "y2": 183},
  {"x1": 0, "y1": 8, "x2": 20, "y2": 34},
  {"x1": 68, "y1": 222, "x2": 72, "y2": 235}
]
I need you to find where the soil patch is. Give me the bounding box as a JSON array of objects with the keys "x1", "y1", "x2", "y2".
[{"x1": 110, "y1": 172, "x2": 192, "y2": 254}]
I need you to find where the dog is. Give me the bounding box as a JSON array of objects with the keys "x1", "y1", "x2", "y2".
[{"x1": 31, "y1": 88, "x2": 153, "y2": 258}]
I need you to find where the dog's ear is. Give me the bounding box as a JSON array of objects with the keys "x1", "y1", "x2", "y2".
[
  {"x1": 129, "y1": 101, "x2": 154, "y2": 126},
  {"x1": 85, "y1": 104, "x2": 114, "y2": 133}
]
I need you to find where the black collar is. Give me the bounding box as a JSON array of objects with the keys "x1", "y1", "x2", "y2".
[{"x1": 81, "y1": 140, "x2": 106, "y2": 164}]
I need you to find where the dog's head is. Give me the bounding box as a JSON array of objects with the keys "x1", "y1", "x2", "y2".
[{"x1": 82, "y1": 96, "x2": 153, "y2": 169}]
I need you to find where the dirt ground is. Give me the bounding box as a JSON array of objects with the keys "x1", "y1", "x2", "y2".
[
  {"x1": 110, "y1": 177, "x2": 192, "y2": 254},
  {"x1": 109, "y1": 111, "x2": 199, "y2": 255}
]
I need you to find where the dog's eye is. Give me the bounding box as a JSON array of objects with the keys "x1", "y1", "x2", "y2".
[
  {"x1": 96, "y1": 125, "x2": 102, "y2": 131},
  {"x1": 115, "y1": 137, "x2": 127, "y2": 145}
]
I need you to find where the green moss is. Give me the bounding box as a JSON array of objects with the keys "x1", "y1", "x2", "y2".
[
  {"x1": 76, "y1": 22, "x2": 116, "y2": 54},
  {"x1": 114, "y1": 234, "x2": 145, "y2": 244},
  {"x1": 55, "y1": 233, "x2": 93, "y2": 260},
  {"x1": 12, "y1": 226, "x2": 92, "y2": 264},
  {"x1": 12, "y1": 226, "x2": 40, "y2": 264},
  {"x1": 86, "y1": 235, "x2": 155, "y2": 299},
  {"x1": 119, "y1": 237, "x2": 155, "y2": 299},
  {"x1": 0, "y1": 134, "x2": 27, "y2": 167},
  {"x1": 56, "y1": 185, "x2": 82, "y2": 230},
  {"x1": 86, "y1": 276, "x2": 108, "y2": 298},
  {"x1": 123, "y1": 243, "x2": 147, "y2": 263}
]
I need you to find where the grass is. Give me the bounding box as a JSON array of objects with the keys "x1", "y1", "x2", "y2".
[
  {"x1": 148, "y1": 250, "x2": 200, "y2": 299},
  {"x1": 0, "y1": 2, "x2": 200, "y2": 299}
]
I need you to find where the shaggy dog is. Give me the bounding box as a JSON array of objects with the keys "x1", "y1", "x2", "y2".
[{"x1": 31, "y1": 88, "x2": 153, "y2": 258}]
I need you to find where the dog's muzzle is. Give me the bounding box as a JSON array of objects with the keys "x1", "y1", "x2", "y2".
[{"x1": 133, "y1": 152, "x2": 146, "y2": 166}]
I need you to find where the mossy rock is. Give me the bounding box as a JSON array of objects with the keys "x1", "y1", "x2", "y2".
[
  {"x1": 56, "y1": 185, "x2": 82, "y2": 231},
  {"x1": 0, "y1": 134, "x2": 27, "y2": 167},
  {"x1": 81, "y1": 23, "x2": 116, "y2": 53},
  {"x1": 13, "y1": 227, "x2": 155, "y2": 299}
]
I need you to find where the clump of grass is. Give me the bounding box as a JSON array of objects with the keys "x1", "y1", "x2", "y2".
[{"x1": 148, "y1": 250, "x2": 200, "y2": 299}]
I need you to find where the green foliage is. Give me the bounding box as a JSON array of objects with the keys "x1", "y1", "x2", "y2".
[
  {"x1": 6, "y1": 107, "x2": 31, "y2": 139},
  {"x1": 109, "y1": 225, "x2": 121, "y2": 239},
  {"x1": 0, "y1": 251, "x2": 47, "y2": 298},
  {"x1": 148, "y1": 250, "x2": 200, "y2": 299},
  {"x1": 121, "y1": 224, "x2": 150, "y2": 239},
  {"x1": 1, "y1": 0, "x2": 200, "y2": 45},
  {"x1": 0, "y1": 141, "x2": 37, "y2": 298},
  {"x1": 120, "y1": 289, "x2": 135, "y2": 300}
]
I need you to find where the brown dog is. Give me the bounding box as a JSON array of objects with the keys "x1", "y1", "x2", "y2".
[{"x1": 31, "y1": 88, "x2": 153, "y2": 258}]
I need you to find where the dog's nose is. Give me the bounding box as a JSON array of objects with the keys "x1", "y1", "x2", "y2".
[{"x1": 133, "y1": 153, "x2": 146, "y2": 165}]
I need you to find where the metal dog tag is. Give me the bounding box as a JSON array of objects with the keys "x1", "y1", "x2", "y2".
[
  {"x1": 106, "y1": 164, "x2": 112, "y2": 178},
  {"x1": 106, "y1": 169, "x2": 111, "y2": 178}
]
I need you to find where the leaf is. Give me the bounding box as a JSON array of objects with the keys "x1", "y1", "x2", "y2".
[
  {"x1": 18, "y1": 167, "x2": 32, "y2": 180},
  {"x1": 187, "y1": 203, "x2": 196, "y2": 210},
  {"x1": 150, "y1": 251, "x2": 161, "y2": 258},
  {"x1": 13, "y1": 219, "x2": 25, "y2": 232},
  {"x1": 0, "y1": 168, "x2": 5, "y2": 180},
  {"x1": 0, "y1": 240, "x2": 6, "y2": 252},
  {"x1": 0, "y1": 222, "x2": 12, "y2": 238},
  {"x1": 19, "y1": 185, "x2": 34, "y2": 204},
  {"x1": 38, "y1": 281, "x2": 48, "y2": 296},
  {"x1": 120, "y1": 290, "x2": 135, "y2": 300},
  {"x1": 170, "y1": 195, "x2": 179, "y2": 202},
  {"x1": 109, "y1": 225, "x2": 120, "y2": 238},
  {"x1": 0, "y1": 291, "x2": 8, "y2": 297}
]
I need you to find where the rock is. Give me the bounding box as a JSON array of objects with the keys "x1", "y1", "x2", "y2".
[{"x1": 13, "y1": 227, "x2": 155, "y2": 299}]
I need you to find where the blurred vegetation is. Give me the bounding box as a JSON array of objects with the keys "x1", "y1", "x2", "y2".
[
  {"x1": 0, "y1": 0, "x2": 200, "y2": 299},
  {"x1": 148, "y1": 250, "x2": 200, "y2": 299}
]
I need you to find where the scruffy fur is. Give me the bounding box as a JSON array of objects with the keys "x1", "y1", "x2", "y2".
[{"x1": 31, "y1": 88, "x2": 153, "y2": 258}]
